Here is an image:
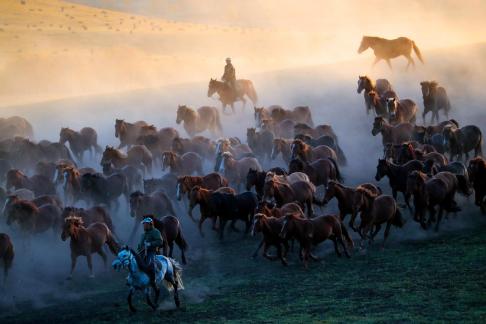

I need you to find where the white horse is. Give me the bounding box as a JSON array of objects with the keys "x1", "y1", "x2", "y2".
[{"x1": 112, "y1": 247, "x2": 184, "y2": 312}]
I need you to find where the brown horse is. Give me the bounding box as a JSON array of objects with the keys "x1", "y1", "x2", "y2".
[
  {"x1": 161, "y1": 151, "x2": 203, "y2": 176},
  {"x1": 218, "y1": 152, "x2": 262, "y2": 189},
  {"x1": 176, "y1": 105, "x2": 222, "y2": 137},
  {"x1": 279, "y1": 213, "x2": 353, "y2": 269},
  {"x1": 215, "y1": 138, "x2": 253, "y2": 160},
  {"x1": 443, "y1": 125, "x2": 483, "y2": 161},
  {"x1": 59, "y1": 127, "x2": 102, "y2": 162},
  {"x1": 0, "y1": 116, "x2": 33, "y2": 140},
  {"x1": 61, "y1": 206, "x2": 114, "y2": 233},
  {"x1": 357, "y1": 76, "x2": 393, "y2": 115},
  {"x1": 59, "y1": 166, "x2": 84, "y2": 205},
  {"x1": 322, "y1": 181, "x2": 382, "y2": 227},
  {"x1": 152, "y1": 215, "x2": 188, "y2": 265},
  {"x1": 263, "y1": 179, "x2": 319, "y2": 218},
  {"x1": 358, "y1": 36, "x2": 424, "y2": 70},
  {"x1": 176, "y1": 173, "x2": 229, "y2": 201},
  {"x1": 255, "y1": 201, "x2": 305, "y2": 219},
  {"x1": 367, "y1": 90, "x2": 388, "y2": 117},
  {"x1": 271, "y1": 138, "x2": 293, "y2": 164},
  {"x1": 270, "y1": 106, "x2": 314, "y2": 127},
  {"x1": 101, "y1": 145, "x2": 153, "y2": 174},
  {"x1": 288, "y1": 158, "x2": 342, "y2": 187},
  {"x1": 6, "y1": 169, "x2": 56, "y2": 197},
  {"x1": 115, "y1": 119, "x2": 148, "y2": 149},
  {"x1": 421, "y1": 81, "x2": 451, "y2": 124},
  {"x1": 61, "y1": 216, "x2": 119, "y2": 279},
  {"x1": 172, "y1": 136, "x2": 216, "y2": 161},
  {"x1": 208, "y1": 79, "x2": 258, "y2": 114},
  {"x1": 247, "y1": 128, "x2": 274, "y2": 162},
  {"x1": 352, "y1": 188, "x2": 405, "y2": 248},
  {"x1": 291, "y1": 139, "x2": 337, "y2": 163},
  {"x1": 372, "y1": 117, "x2": 413, "y2": 145},
  {"x1": 0, "y1": 233, "x2": 14, "y2": 285},
  {"x1": 6, "y1": 199, "x2": 62, "y2": 235},
  {"x1": 386, "y1": 98, "x2": 418, "y2": 124},
  {"x1": 468, "y1": 157, "x2": 486, "y2": 213},
  {"x1": 251, "y1": 213, "x2": 290, "y2": 265},
  {"x1": 188, "y1": 186, "x2": 236, "y2": 236}
]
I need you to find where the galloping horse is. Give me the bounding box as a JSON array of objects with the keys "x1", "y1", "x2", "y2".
[
  {"x1": 208, "y1": 78, "x2": 258, "y2": 114},
  {"x1": 358, "y1": 36, "x2": 424, "y2": 70},
  {"x1": 176, "y1": 105, "x2": 222, "y2": 137}
]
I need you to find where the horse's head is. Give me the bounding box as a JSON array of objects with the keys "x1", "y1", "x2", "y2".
[
  {"x1": 208, "y1": 78, "x2": 218, "y2": 97},
  {"x1": 176, "y1": 176, "x2": 189, "y2": 201},
  {"x1": 246, "y1": 168, "x2": 259, "y2": 191},
  {"x1": 442, "y1": 126, "x2": 456, "y2": 148},
  {"x1": 290, "y1": 139, "x2": 305, "y2": 159},
  {"x1": 357, "y1": 36, "x2": 370, "y2": 54},
  {"x1": 59, "y1": 127, "x2": 70, "y2": 144},
  {"x1": 322, "y1": 180, "x2": 338, "y2": 204},
  {"x1": 188, "y1": 185, "x2": 203, "y2": 209},
  {"x1": 251, "y1": 213, "x2": 267, "y2": 236},
  {"x1": 6, "y1": 169, "x2": 24, "y2": 190},
  {"x1": 420, "y1": 81, "x2": 430, "y2": 98},
  {"x1": 279, "y1": 213, "x2": 298, "y2": 239},
  {"x1": 161, "y1": 151, "x2": 175, "y2": 171},
  {"x1": 129, "y1": 191, "x2": 144, "y2": 218},
  {"x1": 406, "y1": 170, "x2": 426, "y2": 196},
  {"x1": 176, "y1": 105, "x2": 188, "y2": 124},
  {"x1": 113, "y1": 247, "x2": 133, "y2": 270},
  {"x1": 372, "y1": 117, "x2": 385, "y2": 136},
  {"x1": 254, "y1": 107, "x2": 266, "y2": 127},
  {"x1": 357, "y1": 76, "x2": 368, "y2": 93},
  {"x1": 61, "y1": 216, "x2": 83, "y2": 241},
  {"x1": 386, "y1": 97, "x2": 398, "y2": 118},
  {"x1": 171, "y1": 137, "x2": 183, "y2": 154},
  {"x1": 263, "y1": 179, "x2": 277, "y2": 203},
  {"x1": 375, "y1": 158, "x2": 389, "y2": 181},
  {"x1": 115, "y1": 119, "x2": 124, "y2": 138}
]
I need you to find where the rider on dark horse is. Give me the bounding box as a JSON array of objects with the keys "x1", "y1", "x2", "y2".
[
  {"x1": 222, "y1": 57, "x2": 236, "y2": 94},
  {"x1": 138, "y1": 217, "x2": 163, "y2": 284}
]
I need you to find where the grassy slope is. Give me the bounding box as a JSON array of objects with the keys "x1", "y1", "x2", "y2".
[{"x1": 2, "y1": 224, "x2": 485, "y2": 323}]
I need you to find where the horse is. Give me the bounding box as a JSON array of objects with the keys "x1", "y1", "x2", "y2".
[
  {"x1": 176, "y1": 173, "x2": 228, "y2": 201},
  {"x1": 208, "y1": 78, "x2": 258, "y2": 114},
  {"x1": 357, "y1": 36, "x2": 424, "y2": 70},
  {"x1": 251, "y1": 213, "x2": 290, "y2": 266},
  {"x1": 468, "y1": 157, "x2": 486, "y2": 213},
  {"x1": 255, "y1": 201, "x2": 305, "y2": 219},
  {"x1": 144, "y1": 173, "x2": 179, "y2": 199},
  {"x1": 112, "y1": 247, "x2": 183, "y2": 312},
  {"x1": 161, "y1": 151, "x2": 203, "y2": 176},
  {"x1": 61, "y1": 206, "x2": 115, "y2": 233},
  {"x1": 294, "y1": 134, "x2": 347, "y2": 166},
  {"x1": 35, "y1": 160, "x2": 57, "y2": 182},
  {"x1": 80, "y1": 172, "x2": 129, "y2": 209},
  {"x1": 102, "y1": 162, "x2": 143, "y2": 194},
  {"x1": 0, "y1": 116, "x2": 33, "y2": 140},
  {"x1": 288, "y1": 158, "x2": 342, "y2": 187},
  {"x1": 58, "y1": 166, "x2": 85, "y2": 205},
  {"x1": 152, "y1": 215, "x2": 188, "y2": 265},
  {"x1": 352, "y1": 188, "x2": 405, "y2": 248},
  {"x1": 322, "y1": 181, "x2": 382, "y2": 227},
  {"x1": 279, "y1": 213, "x2": 353, "y2": 269},
  {"x1": 290, "y1": 139, "x2": 337, "y2": 163},
  {"x1": 136, "y1": 127, "x2": 180, "y2": 162},
  {"x1": 443, "y1": 125, "x2": 483, "y2": 161},
  {"x1": 423, "y1": 160, "x2": 471, "y2": 196},
  {"x1": 6, "y1": 199, "x2": 62, "y2": 237},
  {"x1": 6, "y1": 169, "x2": 56, "y2": 197},
  {"x1": 101, "y1": 145, "x2": 153, "y2": 175},
  {"x1": 188, "y1": 186, "x2": 236, "y2": 236},
  {"x1": 271, "y1": 106, "x2": 314, "y2": 127},
  {"x1": 357, "y1": 76, "x2": 393, "y2": 115},
  {"x1": 375, "y1": 158, "x2": 423, "y2": 210},
  {"x1": 263, "y1": 179, "x2": 320, "y2": 218},
  {"x1": 176, "y1": 105, "x2": 222, "y2": 137},
  {"x1": 214, "y1": 138, "x2": 253, "y2": 167},
  {"x1": 406, "y1": 171, "x2": 460, "y2": 230},
  {"x1": 0, "y1": 233, "x2": 14, "y2": 285},
  {"x1": 421, "y1": 81, "x2": 451, "y2": 124},
  {"x1": 372, "y1": 117, "x2": 414, "y2": 146},
  {"x1": 424, "y1": 120, "x2": 459, "y2": 141},
  {"x1": 59, "y1": 127, "x2": 101, "y2": 163},
  {"x1": 271, "y1": 138, "x2": 293, "y2": 164},
  {"x1": 172, "y1": 136, "x2": 216, "y2": 161},
  {"x1": 115, "y1": 119, "x2": 148, "y2": 149},
  {"x1": 247, "y1": 128, "x2": 274, "y2": 162},
  {"x1": 128, "y1": 191, "x2": 176, "y2": 242},
  {"x1": 367, "y1": 90, "x2": 389, "y2": 117},
  {"x1": 245, "y1": 167, "x2": 287, "y2": 199},
  {"x1": 386, "y1": 98, "x2": 418, "y2": 124},
  {"x1": 218, "y1": 152, "x2": 262, "y2": 190}
]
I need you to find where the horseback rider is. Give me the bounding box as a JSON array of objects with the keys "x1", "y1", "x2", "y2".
[
  {"x1": 138, "y1": 217, "x2": 163, "y2": 283},
  {"x1": 221, "y1": 57, "x2": 236, "y2": 92}
]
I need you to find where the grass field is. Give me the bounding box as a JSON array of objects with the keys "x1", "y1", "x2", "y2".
[{"x1": 2, "y1": 220, "x2": 485, "y2": 323}]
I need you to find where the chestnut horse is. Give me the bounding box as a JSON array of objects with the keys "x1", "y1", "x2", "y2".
[
  {"x1": 101, "y1": 145, "x2": 153, "y2": 175},
  {"x1": 6, "y1": 199, "x2": 62, "y2": 236},
  {"x1": 218, "y1": 152, "x2": 262, "y2": 189},
  {"x1": 290, "y1": 139, "x2": 337, "y2": 163},
  {"x1": 176, "y1": 105, "x2": 222, "y2": 137},
  {"x1": 357, "y1": 76, "x2": 393, "y2": 115},
  {"x1": 176, "y1": 173, "x2": 229, "y2": 201},
  {"x1": 279, "y1": 213, "x2": 353, "y2": 269},
  {"x1": 386, "y1": 98, "x2": 418, "y2": 124},
  {"x1": 372, "y1": 117, "x2": 414, "y2": 146},
  {"x1": 0, "y1": 233, "x2": 14, "y2": 285},
  {"x1": 161, "y1": 151, "x2": 203, "y2": 176},
  {"x1": 357, "y1": 36, "x2": 423, "y2": 70},
  {"x1": 251, "y1": 213, "x2": 290, "y2": 266},
  {"x1": 61, "y1": 216, "x2": 119, "y2": 279},
  {"x1": 59, "y1": 127, "x2": 102, "y2": 162},
  {"x1": 207, "y1": 79, "x2": 258, "y2": 114},
  {"x1": 271, "y1": 138, "x2": 293, "y2": 164},
  {"x1": 115, "y1": 119, "x2": 148, "y2": 149},
  {"x1": 421, "y1": 81, "x2": 451, "y2": 124},
  {"x1": 6, "y1": 169, "x2": 56, "y2": 196}
]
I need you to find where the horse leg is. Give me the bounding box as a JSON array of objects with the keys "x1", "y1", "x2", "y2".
[
  {"x1": 370, "y1": 224, "x2": 382, "y2": 241},
  {"x1": 169, "y1": 276, "x2": 181, "y2": 308},
  {"x1": 331, "y1": 237, "x2": 342, "y2": 257},
  {"x1": 198, "y1": 215, "x2": 206, "y2": 237},
  {"x1": 68, "y1": 253, "x2": 77, "y2": 280},
  {"x1": 98, "y1": 249, "x2": 108, "y2": 270},
  {"x1": 169, "y1": 241, "x2": 174, "y2": 258},
  {"x1": 404, "y1": 193, "x2": 413, "y2": 212},
  {"x1": 277, "y1": 244, "x2": 288, "y2": 266},
  {"x1": 153, "y1": 283, "x2": 160, "y2": 305},
  {"x1": 435, "y1": 206, "x2": 444, "y2": 232},
  {"x1": 145, "y1": 287, "x2": 157, "y2": 310},
  {"x1": 128, "y1": 287, "x2": 136, "y2": 312},
  {"x1": 382, "y1": 221, "x2": 392, "y2": 250},
  {"x1": 87, "y1": 254, "x2": 94, "y2": 278}
]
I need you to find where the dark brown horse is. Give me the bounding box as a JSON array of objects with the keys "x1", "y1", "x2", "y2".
[
  {"x1": 208, "y1": 79, "x2": 258, "y2": 114},
  {"x1": 357, "y1": 76, "x2": 393, "y2": 115},
  {"x1": 443, "y1": 125, "x2": 483, "y2": 161},
  {"x1": 101, "y1": 145, "x2": 153, "y2": 175},
  {"x1": 255, "y1": 201, "x2": 305, "y2": 219},
  {"x1": 6, "y1": 199, "x2": 62, "y2": 235},
  {"x1": 271, "y1": 106, "x2": 314, "y2": 127},
  {"x1": 218, "y1": 152, "x2": 262, "y2": 189},
  {"x1": 288, "y1": 158, "x2": 342, "y2": 187},
  {"x1": 59, "y1": 127, "x2": 102, "y2": 162},
  {"x1": 152, "y1": 215, "x2": 188, "y2": 264},
  {"x1": 0, "y1": 233, "x2": 14, "y2": 285},
  {"x1": 386, "y1": 98, "x2": 418, "y2": 124},
  {"x1": 115, "y1": 119, "x2": 148, "y2": 149},
  {"x1": 172, "y1": 136, "x2": 216, "y2": 160},
  {"x1": 176, "y1": 173, "x2": 229, "y2": 201},
  {"x1": 279, "y1": 213, "x2": 353, "y2": 269},
  {"x1": 161, "y1": 151, "x2": 203, "y2": 176},
  {"x1": 251, "y1": 213, "x2": 290, "y2": 265},
  {"x1": 80, "y1": 172, "x2": 129, "y2": 208},
  {"x1": 352, "y1": 188, "x2": 405, "y2": 247},
  {"x1": 246, "y1": 167, "x2": 287, "y2": 199},
  {"x1": 271, "y1": 138, "x2": 293, "y2": 163},
  {"x1": 61, "y1": 206, "x2": 114, "y2": 233},
  {"x1": 6, "y1": 169, "x2": 56, "y2": 196},
  {"x1": 176, "y1": 105, "x2": 222, "y2": 137},
  {"x1": 247, "y1": 128, "x2": 274, "y2": 162},
  {"x1": 291, "y1": 139, "x2": 337, "y2": 163},
  {"x1": 421, "y1": 81, "x2": 451, "y2": 124},
  {"x1": 358, "y1": 36, "x2": 424, "y2": 70},
  {"x1": 372, "y1": 117, "x2": 413, "y2": 145},
  {"x1": 61, "y1": 216, "x2": 119, "y2": 279},
  {"x1": 468, "y1": 157, "x2": 486, "y2": 213}
]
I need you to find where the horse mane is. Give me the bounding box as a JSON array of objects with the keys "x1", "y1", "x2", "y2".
[
  {"x1": 15, "y1": 200, "x2": 39, "y2": 214},
  {"x1": 356, "y1": 186, "x2": 379, "y2": 199}
]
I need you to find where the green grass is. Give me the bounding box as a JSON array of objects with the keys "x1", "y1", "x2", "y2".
[{"x1": 2, "y1": 225, "x2": 486, "y2": 323}]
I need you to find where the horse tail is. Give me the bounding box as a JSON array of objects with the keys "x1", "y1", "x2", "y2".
[
  {"x1": 246, "y1": 81, "x2": 258, "y2": 104},
  {"x1": 339, "y1": 220, "x2": 354, "y2": 249},
  {"x1": 328, "y1": 157, "x2": 343, "y2": 183},
  {"x1": 391, "y1": 207, "x2": 405, "y2": 228},
  {"x1": 105, "y1": 227, "x2": 120, "y2": 255},
  {"x1": 412, "y1": 41, "x2": 424, "y2": 64}
]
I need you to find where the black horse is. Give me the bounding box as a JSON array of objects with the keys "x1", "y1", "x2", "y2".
[{"x1": 246, "y1": 167, "x2": 287, "y2": 199}]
